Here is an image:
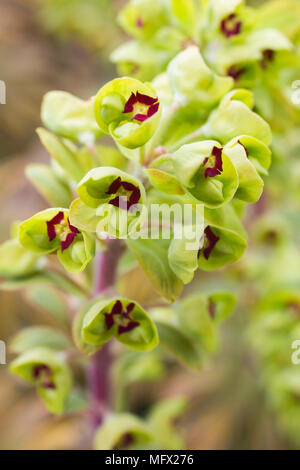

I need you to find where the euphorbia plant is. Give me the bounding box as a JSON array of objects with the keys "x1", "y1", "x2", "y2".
[{"x1": 1, "y1": 0, "x2": 288, "y2": 450}]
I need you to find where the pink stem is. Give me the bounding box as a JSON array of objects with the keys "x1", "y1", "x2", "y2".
[{"x1": 87, "y1": 239, "x2": 124, "y2": 429}]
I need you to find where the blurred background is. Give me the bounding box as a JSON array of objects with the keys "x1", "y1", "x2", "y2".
[{"x1": 0, "y1": 0, "x2": 299, "y2": 450}]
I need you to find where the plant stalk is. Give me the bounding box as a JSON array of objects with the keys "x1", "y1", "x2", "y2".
[{"x1": 86, "y1": 238, "x2": 124, "y2": 430}]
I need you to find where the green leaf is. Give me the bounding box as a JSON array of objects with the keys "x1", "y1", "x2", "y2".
[
  {"x1": 0, "y1": 270, "x2": 87, "y2": 298},
  {"x1": 177, "y1": 291, "x2": 236, "y2": 351},
  {"x1": 156, "y1": 321, "x2": 202, "y2": 369},
  {"x1": 26, "y1": 285, "x2": 69, "y2": 325},
  {"x1": 25, "y1": 163, "x2": 73, "y2": 208},
  {"x1": 114, "y1": 351, "x2": 165, "y2": 386},
  {"x1": 148, "y1": 396, "x2": 186, "y2": 450},
  {"x1": 37, "y1": 128, "x2": 84, "y2": 182},
  {"x1": 168, "y1": 228, "x2": 201, "y2": 284},
  {"x1": 41, "y1": 91, "x2": 103, "y2": 142},
  {"x1": 10, "y1": 327, "x2": 71, "y2": 354},
  {"x1": 151, "y1": 307, "x2": 202, "y2": 369},
  {"x1": 127, "y1": 238, "x2": 183, "y2": 302}
]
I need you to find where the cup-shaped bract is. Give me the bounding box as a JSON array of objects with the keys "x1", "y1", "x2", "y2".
[
  {"x1": 0, "y1": 237, "x2": 41, "y2": 279},
  {"x1": 167, "y1": 46, "x2": 233, "y2": 106},
  {"x1": 205, "y1": 0, "x2": 244, "y2": 37},
  {"x1": 76, "y1": 167, "x2": 146, "y2": 238},
  {"x1": 225, "y1": 135, "x2": 271, "y2": 176},
  {"x1": 18, "y1": 208, "x2": 95, "y2": 273},
  {"x1": 197, "y1": 204, "x2": 247, "y2": 271},
  {"x1": 94, "y1": 413, "x2": 153, "y2": 450},
  {"x1": 110, "y1": 40, "x2": 173, "y2": 82},
  {"x1": 172, "y1": 141, "x2": 239, "y2": 208},
  {"x1": 223, "y1": 142, "x2": 264, "y2": 203},
  {"x1": 10, "y1": 347, "x2": 72, "y2": 414},
  {"x1": 118, "y1": 0, "x2": 169, "y2": 40},
  {"x1": 82, "y1": 297, "x2": 158, "y2": 352},
  {"x1": 204, "y1": 89, "x2": 272, "y2": 146},
  {"x1": 94, "y1": 78, "x2": 161, "y2": 149},
  {"x1": 41, "y1": 91, "x2": 103, "y2": 143}
]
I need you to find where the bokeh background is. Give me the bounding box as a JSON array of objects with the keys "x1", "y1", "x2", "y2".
[{"x1": 0, "y1": 0, "x2": 299, "y2": 450}]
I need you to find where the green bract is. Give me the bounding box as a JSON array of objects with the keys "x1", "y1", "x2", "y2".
[
  {"x1": 18, "y1": 208, "x2": 95, "y2": 273},
  {"x1": 172, "y1": 141, "x2": 238, "y2": 208},
  {"x1": 10, "y1": 347, "x2": 72, "y2": 414},
  {"x1": 177, "y1": 291, "x2": 236, "y2": 351},
  {"x1": 0, "y1": 237, "x2": 41, "y2": 279},
  {"x1": 118, "y1": 0, "x2": 168, "y2": 40},
  {"x1": 223, "y1": 142, "x2": 264, "y2": 203},
  {"x1": 94, "y1": 77, "x2": 161, "y2": 149},
  {"x1": 110, "y1": 40, "x2": 173, "y2": 82},
  {"x1": 167, "y1": 46, "x2": 233, "y2": 106},
  {"x1": 204, "y1": 90, "x2": 272, "y2": 146},
  {"x1": 81, "y1": 297, "x2": 158, "y2": 352},
  {"x1": 41, "y1": 91, "x2": 103, "y2": 143},
  {"x1": 225, "y1": 135, "x2": 271, "y2": 176},
  {"x1": 75, "y1": 167, "x2": 146, "y2": 238},
  {"x1": 198, "y1": 204, "x2": 247, "y2": 271}
]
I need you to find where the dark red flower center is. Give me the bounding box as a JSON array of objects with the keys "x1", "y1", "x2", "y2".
[
  {"x1": 221, "y1": 14, "x2": 242, "y2": 38},
  {"x1": 260, "y1": 49, "x2": 275, "y2": 69},
  {"x1": 106, "y1": 177, "x2": 141, "y2": 210},
  {"x1": 227, "y1": 65, "x2": 245, "y2": 82},
  {"x1": 136, "y1": 17, "x2": 143, "y2": 28},
  {"x1": 198, "y1": 226, "x2": 220, "y2": 260},
  {"x1": 104, "y1": 300, "x2": 139, "y2": 335},
  {"x1": 123, "y1": 91, "x2": 159, "y2": 122},
  {"x1": 46, "y1": 211, "x2": 79, "y2": 252},
  {"x1": 208, "y1": 298, "x2": 216, "y2": 319},
  {"x1": 202, "y1": 146, "x2": 223, "y2": 178},
  {"x1": 33, "y1": 364, "x2": 55, "y2": 389},
  {"x1": 114, "y1": 433, "x2": 135, "y2": 450},
  {"x1": 237, "y1": 140, "x2": 249, "y2": 158}
]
